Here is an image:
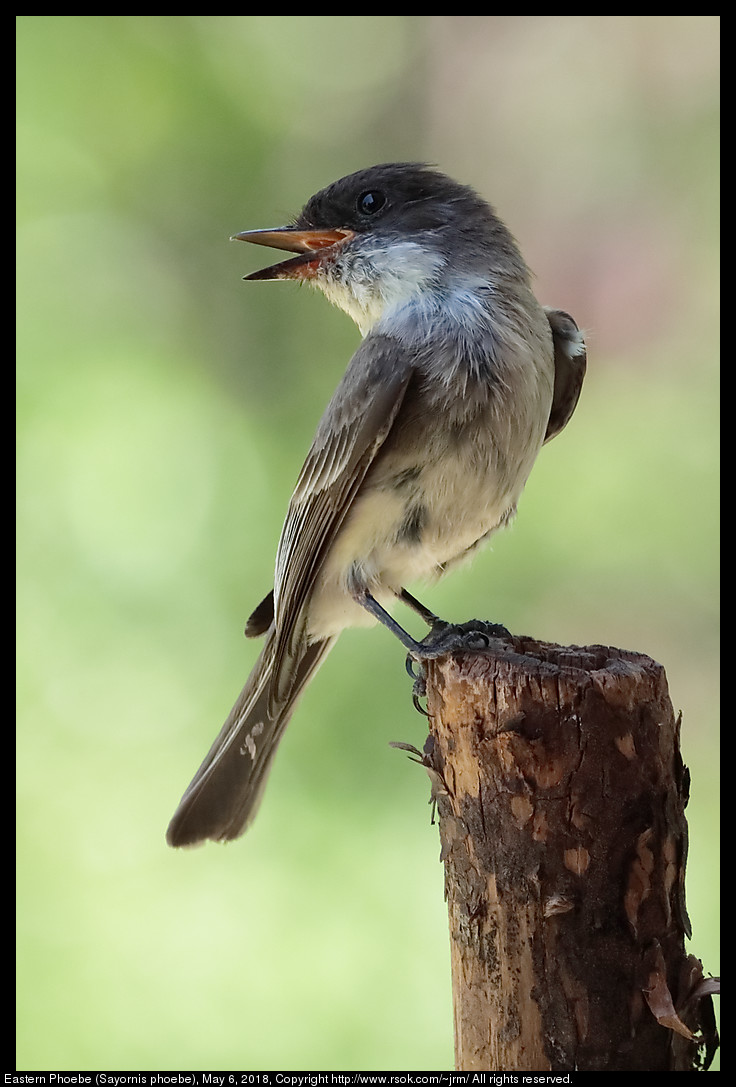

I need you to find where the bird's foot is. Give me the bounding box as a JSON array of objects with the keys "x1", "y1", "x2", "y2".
[
  {"x1": 405, "y1": 620, "x2": 512, "y2": 714},
  {"x1": 410, "y1": 618, "x2": 512, "y2": 660}
]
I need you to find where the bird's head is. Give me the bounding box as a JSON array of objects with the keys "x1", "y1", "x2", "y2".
[{"x1": 233, "y1": 163, "x2": 524, "y2": 334}]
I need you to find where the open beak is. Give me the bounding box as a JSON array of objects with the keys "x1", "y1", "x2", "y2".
[{"x1": 231, "y1": 226, "x2": 354, "y2": 281}]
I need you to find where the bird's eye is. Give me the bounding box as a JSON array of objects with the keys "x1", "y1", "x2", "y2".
[{"x1": 357, "y1": 190, "x2": 386, "y2": 216}]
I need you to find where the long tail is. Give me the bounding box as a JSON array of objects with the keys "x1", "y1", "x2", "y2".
[{"x1": 166, "y1": 631, "x2": 335, "y2": 847}]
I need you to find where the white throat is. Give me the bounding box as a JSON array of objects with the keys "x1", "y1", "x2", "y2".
[{"x1": 315, "y1": 239, "x2": 447, "y2": 336}]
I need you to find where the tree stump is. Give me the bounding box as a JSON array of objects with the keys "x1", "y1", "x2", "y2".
[{"x1": 419, "y1": 634, "x2": 718, "y2": 1072}]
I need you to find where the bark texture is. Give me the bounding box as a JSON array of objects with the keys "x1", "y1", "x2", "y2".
[{"x1": 419, "y1": 635, "x2": 718, "y2": 1071}]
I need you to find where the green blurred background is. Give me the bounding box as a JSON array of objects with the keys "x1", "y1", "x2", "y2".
[{"x1": 16, "y1": 16, "x2": 719, "y2": 1072}]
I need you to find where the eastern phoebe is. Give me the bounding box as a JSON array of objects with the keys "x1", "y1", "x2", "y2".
[{"x1": 167, "y1": 163, "x2": 586, "y2": 847}]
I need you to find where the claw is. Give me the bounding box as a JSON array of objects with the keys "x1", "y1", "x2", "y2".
[
  {"x1": 411, "y1": 668, "x2": 429, "y2": 715},
  {"x1": 404, "y1": 621, "x2": 510, "y2": 715},
  {"x1": 412, "y1": 691, "x2": 430, "y2": 716},
  {"x1": 411, "y1": 619, "x2": 512, "y2": 659}
]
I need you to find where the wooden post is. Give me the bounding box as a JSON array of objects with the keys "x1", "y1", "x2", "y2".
[{"x1": 418, "y1": 634, "x2": 718, "y2": 1072}]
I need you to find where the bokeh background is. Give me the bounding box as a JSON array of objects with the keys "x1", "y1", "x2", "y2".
[{"x1": 17, "y1": 16, "x2": 719, "y2": 1072}]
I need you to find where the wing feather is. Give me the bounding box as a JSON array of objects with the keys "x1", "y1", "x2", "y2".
[
  {"x1": 269, "y1": 334, "x2": 416, "y2": 698},
  {"x1": 544, "y1": 308, "x2": 587, "y2": 444}
]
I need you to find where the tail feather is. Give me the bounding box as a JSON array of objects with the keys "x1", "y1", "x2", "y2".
[{"x1": 166, "y1": 632, "x2": 335, "y2": 846}]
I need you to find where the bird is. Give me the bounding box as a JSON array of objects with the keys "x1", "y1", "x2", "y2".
[{"x1": 166, "y1": 162, "x2": 586, "y2": 847}]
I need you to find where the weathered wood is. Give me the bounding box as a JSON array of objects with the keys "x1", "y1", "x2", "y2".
[{"x1": 419, "y1": 634, "x2": 718, "y2": 1072}]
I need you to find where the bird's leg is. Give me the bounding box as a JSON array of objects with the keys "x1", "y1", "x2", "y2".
[
  {"x1": 396, "y1": 588, "x2": 511, "y2": 650},
  {"x1": 353, "y1": 590, "x2": 435, "y2": 713},
  {"x1": 354, "y1": 590, "x2": 425, "y2": 653},
  {"x1": 397, "y1": 588, "x2": 444, "y2": 629},
  {"x1": 355, "y1": 589, "x2": 512, "y2": 658},
  {"x1": 354, "y1": 588, "x2": 512, "y2": 718}
]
